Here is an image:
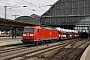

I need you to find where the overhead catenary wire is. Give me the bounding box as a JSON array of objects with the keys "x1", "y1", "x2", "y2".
[
  {"x1": 0, "y1": 1, "x2": 31, "y2": 15},
  {"x1": 0, "y1": 0, "x2": 54, "y2": 13},
  {"x1": 0, "y1": 7, "x2": 15, "y2": 17},
  {"x1": 0, "y1": 1, "x2": 40, "y2": 19},
  {"x1": 0, "y1": 0, "x2": 57, "y2": 19},
  {"x1": 0, "y1": 0, "x2": 45, "y2": 15},
  {"x1": 8, "y1": 8, "x2": 30, "y2": 15},
  {"x1": 21, "y1": 0, "x2": 46, "y2": 11}
]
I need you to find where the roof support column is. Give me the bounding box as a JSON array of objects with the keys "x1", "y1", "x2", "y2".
[
  {"x1": 12, "y1": 28, "x2": 14, "y2": 39},
  {"x1": 15, "y1": 27, "x2": 16, "y2": 39},
  {"x1": 11, "y1": 27, "x2": 17, "y2": 39}
]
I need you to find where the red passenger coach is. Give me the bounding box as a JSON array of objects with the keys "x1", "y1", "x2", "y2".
[{"x1": 21, "y1": 26, "x2": 59, "y2": 44}]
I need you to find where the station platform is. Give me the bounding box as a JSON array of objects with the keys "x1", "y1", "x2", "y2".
[
  {"x1": 0, "y1": 36, "x2": 22, "y2": 46},
  {"x1": 80, "y1": 44, "x2": 90, "y2": 60}
]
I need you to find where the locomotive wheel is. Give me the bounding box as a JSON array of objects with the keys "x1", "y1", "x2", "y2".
[
  {"x1": 21, "y1": 40, "x2": 27, "y2": 44},
  {"x1": 41, "y1": 41, "x2": 44, "y2": 45},
  {"x1": 51, "y1": 40, "x2": 54, "y2": 43},
  {"x1": 35, "y1": 41, "x2": 39, "y2": 45},
  {"x1": 43, "y1": 40, "x2": 46, "y2": 44},
  {"x1": 56, "y1": 39, "x2": 59, "y2": 42}
]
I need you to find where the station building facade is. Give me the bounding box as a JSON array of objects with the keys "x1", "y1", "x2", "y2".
[{"x1": 41, "y1": 0, "x2": 90, "y2": 32}]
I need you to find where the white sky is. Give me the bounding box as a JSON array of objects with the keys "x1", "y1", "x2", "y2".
[{"x1": 0, "y1": 0, "x2": 58, "y2": 19}]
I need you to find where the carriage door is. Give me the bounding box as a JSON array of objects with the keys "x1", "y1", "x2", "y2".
[{"x1": 37, "y1": 29, "x2": 40, "y2": 40}]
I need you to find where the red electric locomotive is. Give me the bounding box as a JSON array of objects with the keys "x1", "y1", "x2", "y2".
[{"x1": 21, "y1": 26, "x2": 59, "y2": 44}]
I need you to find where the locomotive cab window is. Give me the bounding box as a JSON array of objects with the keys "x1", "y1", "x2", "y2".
[{"x1": 24, "y1": 28, "x2": 35, "y2": 32}]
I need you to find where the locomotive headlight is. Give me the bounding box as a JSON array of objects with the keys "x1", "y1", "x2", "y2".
[
  {"x1": 23, "y1": 34, "x2": 26, "y2": 36},
  {"x1": 30, "y1": 34, "x2": 34, "y2": 36}
]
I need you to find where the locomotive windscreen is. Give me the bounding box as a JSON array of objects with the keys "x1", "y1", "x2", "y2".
[{"x1": 24, "y1": 28, "x2": 35, "y2": 32}]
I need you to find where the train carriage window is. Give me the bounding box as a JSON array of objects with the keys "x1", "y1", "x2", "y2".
[{"x1": 24, "y1": 28, "x2": 35, "y2": 32}]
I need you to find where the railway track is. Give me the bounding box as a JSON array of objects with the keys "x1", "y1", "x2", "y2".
[
  {"x1": 0, "y1": 43, "x2": 34, "y2": 54},
  {"x1": 0, "y1": 43, "x2": 23, "y2": 48},
  {"x1": 45, "y1": 39, "x2": 90, "y2": 60},
  {"x1": 0, "y1": 38, "x2": 89, "y2": 60},
  {"x1": 0, "y1": 39, "x2": 77, "y2": 60},
  {"x1": 0, "y1": 39, "x2": 75, "y2": 54}
]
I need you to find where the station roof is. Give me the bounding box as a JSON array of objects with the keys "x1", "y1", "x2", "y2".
[{"x1": 0, "y1": 18, "x2": 40, "y2": 28}]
